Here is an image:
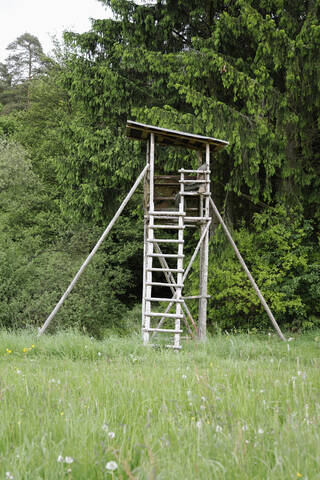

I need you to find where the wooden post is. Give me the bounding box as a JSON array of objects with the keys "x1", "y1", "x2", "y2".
[
  {"x1": 143, "y1": 133, "x2": 155, "y2": 345},
  {"x1": 198, "y1": 144, "x2": 210, "y2": 341},
  {"x1": 38, "y1": 163, "x2": 149, "y2": 336},
  {"x1": 141, "y1": 142, "x2": 149, "y2": 331}
]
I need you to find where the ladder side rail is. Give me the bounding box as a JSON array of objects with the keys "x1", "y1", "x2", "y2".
[
  {"x1": 175, "y1": 171, "x2": 185, "y2": 349},
  {"x1": 141, "y1": 139, "x2": 149, "y2": 330}
]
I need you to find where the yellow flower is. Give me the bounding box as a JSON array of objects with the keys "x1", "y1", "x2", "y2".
[
  {"x1": 23, "y1": 347, "x2": 28, "y2": 353},
  {"x1": 297, "y1": 474, "x2": 302, "y2": 478},
  {"x1": 60, "y1": 412, "x2": 64, "y2": 416},
  {"x1": 32, "y1": 345, "x2": 35, "y2": 348},
  {"x1": 6, "y1": 348, "x2": 12, "y2": 354}
]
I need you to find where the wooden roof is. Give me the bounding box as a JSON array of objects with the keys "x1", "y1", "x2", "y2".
[{"x1": 126, "y1": 120, "x2": 228, "y2": 152}]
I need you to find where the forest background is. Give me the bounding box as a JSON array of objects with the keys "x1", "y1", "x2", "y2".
[{"x1": 0, "y1": 0, "x2": 319, "y2": 337}]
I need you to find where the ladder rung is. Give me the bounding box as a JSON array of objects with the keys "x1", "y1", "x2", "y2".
[
  {"x1": 183, "y1": 295, "x2": 211, "y2": 299},
  {"x1": 145, "y1": 215, "x2": 179, "y2": 221},
  {"x1": 148, "y1": 239, "x2": 184, "y2": 244},
  {"x1": 181, "y1": 192, "x2": 210, "y2": 197},
  {"x1": 145, "y1": 297, "x2": 183, "y2": 302},
  {"x1": 143, "y1": 328, "x2": 183, "y2": 333},
  {"x1": 179, "y1": 179, "x2": 210, "y2": 184},
  {"x1": 145, "y1": 282, "x2": 183, "y2": 287},
  {"x1": 149, "y1": 225, "x2": 185, "y2": 230},
  {"x1": 150, "y1": 211, "x2": 186, "y2": 216},
  {"x1": 149, "y1": 312, "x2": 184, "y2": 318},
  {"x1": 147, "y1": 253, "x2": 184, "y2": 258},
  {"x1": 147, "y1": 268, "x2": 184, "y2": 273},
  {"x1": 179, "y1": 169, "x2": 211, "y2": 174}
]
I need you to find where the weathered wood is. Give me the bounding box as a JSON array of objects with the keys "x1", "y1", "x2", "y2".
[
  {"x1": 143, "y1": 134, "x2": 155, "y2": 345},
  {"x1": 198, "y1": 145, "x2": 210, "y2": 341}
]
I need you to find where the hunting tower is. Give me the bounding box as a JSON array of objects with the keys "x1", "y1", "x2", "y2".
[{"x1": 126, "y1": 121, "x2": 228, "y2": 349}]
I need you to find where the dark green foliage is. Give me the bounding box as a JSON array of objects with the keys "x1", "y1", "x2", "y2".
[
  {"x1": 0, "y1": 139, "x2": 142, "y2": 335},
  {"x1": 187, "y1": 206, "x2": 320, "y2": 332},
  {"x1": 58, "y1": 0, "x2": 320, "y2": 223},
  {"x1": 1, "y1": 0, "x2": 319, "y2": 334}
]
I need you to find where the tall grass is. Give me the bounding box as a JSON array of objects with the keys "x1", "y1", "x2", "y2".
[{"x1": 1, "y1": 330, "x2": 319, "y2": 479}]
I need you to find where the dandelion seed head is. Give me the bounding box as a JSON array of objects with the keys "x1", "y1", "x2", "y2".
[{"x1": 106, "y1": 461, "x2": 118, "y2": 471}]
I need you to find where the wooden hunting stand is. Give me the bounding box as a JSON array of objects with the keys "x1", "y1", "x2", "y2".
[
  {"x1": 126, "y1": 121, "x2": 228, "y2": 349},
  {"x1": 39, "y1": 120, "x2": 286, "y2": 345}
]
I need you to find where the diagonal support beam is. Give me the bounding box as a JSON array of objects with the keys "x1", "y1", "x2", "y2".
[
  {"x1": 38, "y1": 164, "x2": 150, "y2": 336},
  {"x1": 154, "y1": 221, "x2": 212, "y2": 334},
  {"x1": 209, "y1": 197, "x2": 286, "y2": 342},
  {"x1": 152, "y1": 243, "x2": 195, "y2": 337}
]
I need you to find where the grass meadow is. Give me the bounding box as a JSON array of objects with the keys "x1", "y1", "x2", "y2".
[{"x1": 0, "y1": 329, "x2": 320, "y2": 479}]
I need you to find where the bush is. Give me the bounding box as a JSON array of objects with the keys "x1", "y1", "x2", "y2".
[
  {"x1": 188, "y1": 205, "x2": 320, "y2": 332},
  {"x1": 0, "y1": 139, "x2": 143, "y2": 336}
]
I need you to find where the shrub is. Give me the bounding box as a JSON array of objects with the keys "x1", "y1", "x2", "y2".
[{"x1": 187, "y1": 205, "x2": 320, "y2": 332}]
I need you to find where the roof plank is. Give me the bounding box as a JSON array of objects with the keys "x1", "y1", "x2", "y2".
[{"x1": 126, "y1": 120, "x2": 228, "y2": 151}]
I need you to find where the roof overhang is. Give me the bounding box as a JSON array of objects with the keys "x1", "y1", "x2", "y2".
[{"x1": 126, "y1": 120, "x2": 228, "y2": 152}]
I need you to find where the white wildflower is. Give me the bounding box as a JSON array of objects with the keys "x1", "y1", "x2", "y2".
[
  {"x1": 57, "y1": 455, "x2": 64, "y2": 463},
  {"x1": 258, "y1": 428, "x2": 264, "y2": 434},
  {"x1": 98, "y1": 352, "x2": 102, "y2": 357},
  {"x1": 182, "y1": 374, "x2": 187, "y2": 379},
  {"x1": 242, "y1": 424, "x2": 248, "y2": 431},
  {"x1": 6, "y1": 473, "x2": 14, "y2": 480},
  {"x1": 106, "y1": 461, "x2": 118, "y2": 471},
  {"x1": 196, "y1": 420, "x2": 202, "y2": 429},
  {"x1": 102, "y1": 423, "x2": 109, "y2": 432},
  {"x1": 108, "y1": 431, "x2": 115, "y2": 439},
  {"x1": 200, "y1": 405, "x2": 205, "y2": 410},
  {"x1": 16, "y1": 369, "x2": 21, "y2": 375},
  {"x1": 215, "y1": 425, "x2": 222, "y2": 433},
  {"x1": 65, "y1": 457, "x2": 74, "y2": 464},
  {"x1": 66, "y1": 469, "x2": 72, "y2": 474},
  {"x1": 201, "y1": 396, "x2": 206, "y2": 402}
]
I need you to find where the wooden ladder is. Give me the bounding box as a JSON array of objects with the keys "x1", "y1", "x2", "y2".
[{"x1": 142, "y1": 172, "x2": 186, "y2": 350}]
